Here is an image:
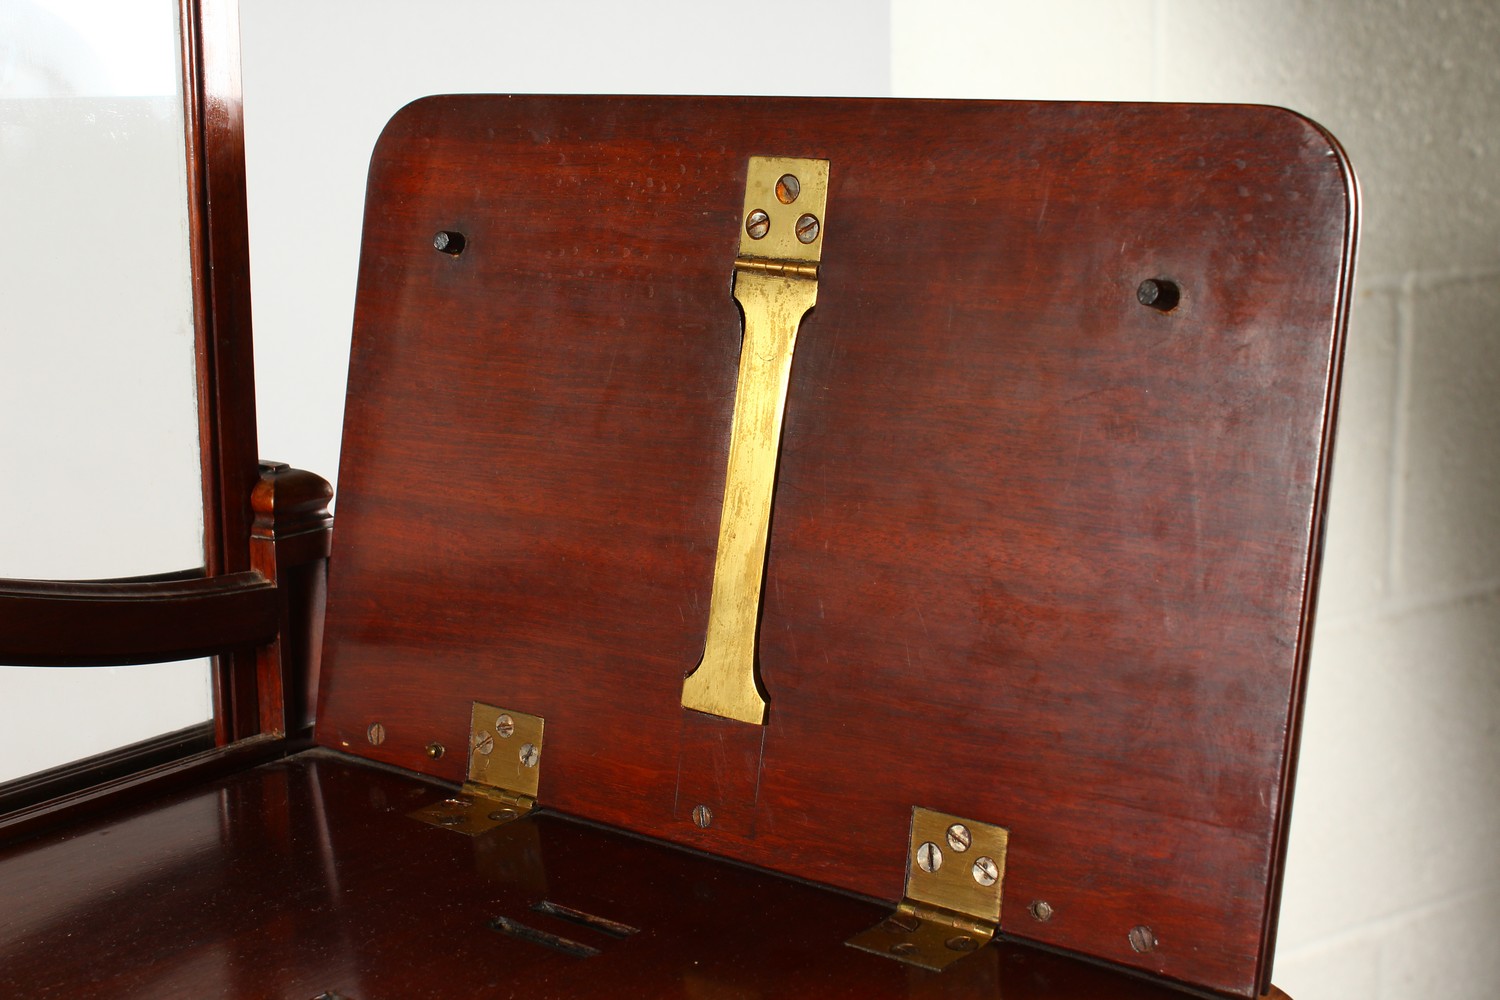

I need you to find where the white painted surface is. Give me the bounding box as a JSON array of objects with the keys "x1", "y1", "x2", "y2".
[
  {"x1": 0, "y1": 0, "x2": 212, "y2": 782},
  {"x1": 894, "y1": 1, "x2": 1500, "y2": 995}
]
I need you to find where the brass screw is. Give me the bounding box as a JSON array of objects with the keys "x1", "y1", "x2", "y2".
[
  {"x1": 1029, "y1": 900, "x2": 1054, "y2": 922},
  {"x1": 488, "y1": 808, "x2": 517, "y2": 822},
  {"x1": 916, "y1": 841, "x2": 943, "y2": 873},
  {"x1": 890, "y1": 942, "x2": 917, "y2": 956},
  {"x1": 519, "y1": 742, "x2": 540, "y2": 768},
  {"x1": 495, "y1": 714, "x2": 515, "y2": 738},
  {"x1": 692, "y1": 804, "x2": 713, "y2": 828},
  {"x1": 436, "y1": 813, "x2": 464, "y2": 826},
  {"x1": 366, "y1": 722, "x2": 385, "y2": 746},
  {"x1": 745, "y1": 209, "x2": 770, "y2": 240},
  {"x1": 945, "y1": 935, "x2": 978, "y2": 952},
  {"x1": 473, "y1": 731, "x2": 495, "y2": 756},
  {"x1": 971, "y1": 856, "x2": 999, "y2": 887},
  {"x1": 1128, "y1": 925, "x2": 1158, "y2": 953},
  {"x1": 425, "y1": 742, "x2": 445, "y2": 760},
  {"x1": 945, "y1": 824, "x2": 972, "y2": 852},
  {"x1": 795, "y1": 213, "x2": 820, "y2": 244},
  {"x1": 775, "y1": 173, "x2": 801, "y2": 204}
]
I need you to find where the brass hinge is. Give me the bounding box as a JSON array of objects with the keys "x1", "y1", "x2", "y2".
[
  {"x1": 680, "y1": 155, "x2": 829, "y2": 726},
  {"x1": 847, "y1": 807, "x2": 1009, "y2": 971},
  {"x1": 410, "y1": 702, "x2": 544, "y2": 836}
]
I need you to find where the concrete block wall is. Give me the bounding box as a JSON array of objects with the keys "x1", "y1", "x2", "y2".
[{"x1": 893, "y1": 1, "x2": 1500, "y2": 996}]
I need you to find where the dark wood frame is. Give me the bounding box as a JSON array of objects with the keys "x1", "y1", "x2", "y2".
[{"x1": 0, "y1": 0, "x2": 328, "y2": 817}]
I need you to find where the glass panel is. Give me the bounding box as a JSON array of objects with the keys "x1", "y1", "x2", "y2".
[{"x1": 0, "y1": 0, "x2": 214, "y2": 783}]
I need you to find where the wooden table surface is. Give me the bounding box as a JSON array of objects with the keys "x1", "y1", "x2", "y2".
[{"x1": 0, "y1": 749, "x2": 1279, "y2": 999}]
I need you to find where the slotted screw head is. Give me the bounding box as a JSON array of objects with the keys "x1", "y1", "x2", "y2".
[
  {"x1": 519, "y1": 742, "x2": 540, "y2": 768},
  {"x1": 425, "y1": 742, "x2": 445, "y2": 760},
  {"x1": 436, "y1": 813, "x2": 464, "y2": 826},
  {"x1": 795, "y1": 213, "x2": 820, "y2": 244},
  {"x1": 890, "y1": 942, "x2": 918, "y2": 956},
  {"x1": 945, "y1": 935, "x2": 978, "y2": 953},
  {"x1": 692, "y1": 804, "x2": 713, "y2": 828},
  {"x1": 916, "y1": 841, "x2": 943, "y2": 873},
  {"x1": 1129, "y1": 925, "x2": 1158, "y2": 953},
  {"x1": 775, "y1": 173, "x2": 801, "y2": 204},
  {"x1": 946, "y1": 823, "x2": 972, "y2": 852},
  {"x1": 971, "y1": 856, "x2": 999, "y2": 886},
  {"x1": 488, "y1": 808, "x2": 517, "y2": 822},
  {"x1": 473, "y1": 731, "x2": 495, "y2": 756},
  {"x1": 495, "y1": 714, "x2": 515, "y2": 738},
  {"x1": 1029, "y1": 900, "x2": 1054, "y2": 922},
  {"x1": 746, "y1": 209, "x2": 770, "y2": 239},
  {"x1": 365, "y1": 722, "x2": 385, "y2": 746}
]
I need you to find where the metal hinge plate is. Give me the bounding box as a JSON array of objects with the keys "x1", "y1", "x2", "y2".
[
  {"x1": 847, "y1": 807, "x2": 1009, "y2": 971},
  {"x1": 410, "y1": 702, "x2": 544, "y2": 836}
]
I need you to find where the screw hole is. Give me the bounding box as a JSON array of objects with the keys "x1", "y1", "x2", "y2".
[{"x1": 433, "y1": 230, "x2": 466, "y2": 255}]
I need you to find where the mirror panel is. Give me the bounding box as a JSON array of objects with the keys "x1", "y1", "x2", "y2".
[{"x1": 0, "y1": 0, "x2": 214, "y2": 782}]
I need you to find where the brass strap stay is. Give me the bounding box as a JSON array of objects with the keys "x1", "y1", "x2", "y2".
[{"x1": 680, "y1": 155, "x2": 830, "y2": 726}]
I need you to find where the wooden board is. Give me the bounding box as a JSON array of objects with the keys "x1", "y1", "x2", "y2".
[
  {"x1": 315, "y1": 96, "x2": 1356, "y2": 997},
  {"x1": 0, "y1": 750, "x2": 1293, "y2": 999}
]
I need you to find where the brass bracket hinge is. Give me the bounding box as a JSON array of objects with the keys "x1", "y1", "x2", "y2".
[
  {"x1": 410, "y1": 702, "x2": 544, "y2": 836},
  {"x1": 681, "y1": 155, "x2": 830, "y2": 726},
  {"x1": 847, "y1": 807, "x2": 1010, "y2": 971}
]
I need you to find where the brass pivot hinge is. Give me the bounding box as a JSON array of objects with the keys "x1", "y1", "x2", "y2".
[
  {"x1": 410, "y1": 702, "x2": 545, "y2": 836},
  {"x1": 681, "y1": 155, "x2": 830, "y2": 726},
  {"x1": 847, "y1": 807, "x2": 1010, "y2": 971}
]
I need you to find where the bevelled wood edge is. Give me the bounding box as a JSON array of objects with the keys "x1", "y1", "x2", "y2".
[
  {"x1": 0, "y1": 570, "x2": 277, "y2": 665},
  {"x1": 179, "y1": 0, "x2": 263, "y2": 743},
  {"x1": 0, "y1": 722, "x2": 215, "y2": 815},
  {"x1": 1253, "y1": 117, "x2": 1362, "y2": 1000},
  {"x1": 0, "y1": 733, "x2": 301, "y2": 848}
]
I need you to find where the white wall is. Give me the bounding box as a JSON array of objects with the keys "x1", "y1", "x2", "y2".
[
  {"x1": 894, "y1": 1, "x2": 1500, "y2": 997},
  {"x1": 240, "y1": 0, "x2": 892, "y2": 492}
]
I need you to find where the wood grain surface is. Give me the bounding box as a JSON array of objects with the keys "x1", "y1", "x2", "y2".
[
  {"x1": 314, "y1": 96, "x2": 1355, "y2": 997},
  {"x1": 0, "y1": 750, "x2": 1292, "y2": 999}
]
